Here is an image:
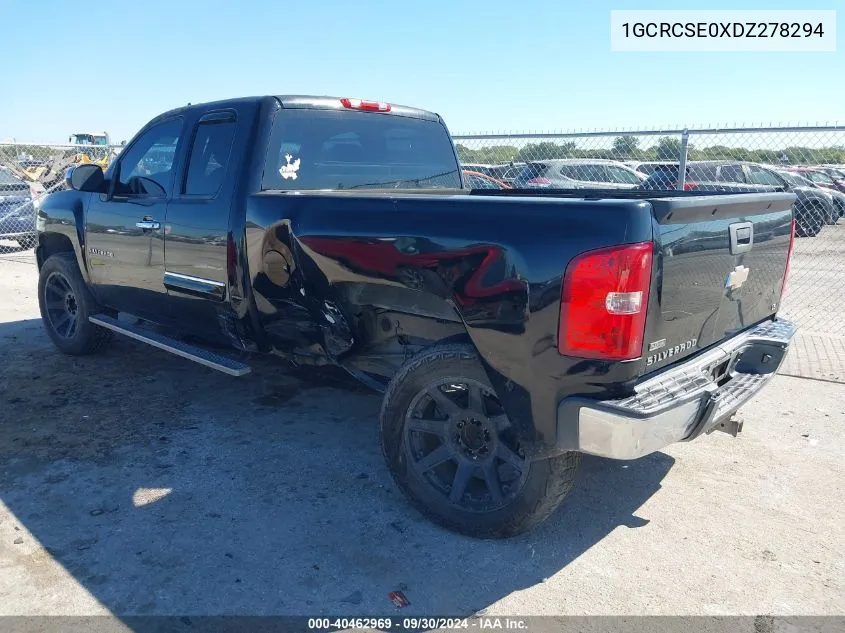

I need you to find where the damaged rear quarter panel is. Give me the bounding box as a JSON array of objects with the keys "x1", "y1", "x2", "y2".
[{"x1": 245, "y1": 191, "x2": 653, "y2": 454}]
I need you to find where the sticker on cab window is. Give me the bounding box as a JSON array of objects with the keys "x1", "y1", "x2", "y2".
[{"x1": 280, "y1": 154, "x2": 301, "y2": 180}]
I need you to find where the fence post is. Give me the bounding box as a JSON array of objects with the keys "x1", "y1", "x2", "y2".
[{"x1": 677, "y1": 128, "x2": 689, "y2": 190}]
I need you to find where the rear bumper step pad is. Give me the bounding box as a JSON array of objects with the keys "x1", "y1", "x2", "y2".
[{"x1": 557, "y1": 318, "x2": 796, "y2": 460}]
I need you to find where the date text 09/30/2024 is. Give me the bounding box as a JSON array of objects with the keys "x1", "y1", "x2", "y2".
[{"x1": 307, "y1": 617, "x2": 530, "y2": 630}]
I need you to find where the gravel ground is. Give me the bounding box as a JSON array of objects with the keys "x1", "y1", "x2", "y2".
[
  {"x1": 780, "y1": 222, "x2": 845, "y2": 339},
  {"x1": 777, "y1": 223, "x2": 845, "y2": 382},
  {"x1": 0, "y1": 253, "x2": 843, "y2": 620}
]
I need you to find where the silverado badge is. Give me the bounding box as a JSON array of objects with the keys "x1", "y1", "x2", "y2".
[
  {"x1": 646, "y1": 338, "x2": 698, "y2": 366},
  {"x1": 89, "y1": 247, "x2": 114, "y2": 258}
]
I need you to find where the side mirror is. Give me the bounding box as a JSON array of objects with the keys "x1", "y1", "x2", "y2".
[{"x1": 68, "y1": 164, "x2": 106, "y2": 192}]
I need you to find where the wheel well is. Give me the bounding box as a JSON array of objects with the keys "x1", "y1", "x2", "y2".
[
  {"x1": 37, "y1": 232, "x2": 75, "y2": 269},
  {"x1": 340, "y1": 313, "x2": 474, "y2": 386}
]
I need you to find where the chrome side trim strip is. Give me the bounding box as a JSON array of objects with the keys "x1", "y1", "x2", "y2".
[
  {"x1": 163, "y1": 271, "x2": 226, "y2": 300},
  {"x1": 164, "y1": 271, "x2": 226, "y2": 287}
]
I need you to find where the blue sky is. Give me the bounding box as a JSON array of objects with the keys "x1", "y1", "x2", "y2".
[{"x1": 0, "y1": 0, "x2": 841, "y2": 143}]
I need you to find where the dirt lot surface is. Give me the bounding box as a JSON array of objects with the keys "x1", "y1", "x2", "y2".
[{"x1": 1, "y1": 253, "x2": 843, "y2": 619}]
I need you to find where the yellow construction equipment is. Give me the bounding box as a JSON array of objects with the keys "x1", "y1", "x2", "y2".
[
  {"x1": 1, "y1": 133, "x2": 119, "y2": 193},
  {"x1": 68, "y1": 132, "x2": 113, "y2": 170}
]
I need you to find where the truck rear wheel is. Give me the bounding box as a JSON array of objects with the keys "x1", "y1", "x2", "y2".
[
  {"x1": 380, "y1": 343, "x2": 580, "y2": 538},
  {"x1": 38, "y1": 252, "x2": 112, "y2": 356}
]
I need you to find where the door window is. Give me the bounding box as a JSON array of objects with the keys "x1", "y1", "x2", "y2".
[
  {"x1": 114, "y1": 118, "x2": 183, "y2": 197},
  {"x1": 718, "y1": 164, "x2": 745, "y2": 183},
  {"x1": 687, "y1": 164, "x2": 718, "y2": 181},
  {"x1": 605, "y1": 165, "x2": 642, "y2": 184},
  {"x1": 184, "y1": 117, "x2": 237, "y2": 196},
  {"x1": 747, "y1": 165, "x2": 784, "y2": 187},
  {"x1": 563, "y1": 164, "x2": 607, "y2": 182},
  {"x1": 463, "y1": 173, "x2": 499, "y2": 189},
  {"x1": 805, "y1": 171, "x2": 835, "y2": 185}
]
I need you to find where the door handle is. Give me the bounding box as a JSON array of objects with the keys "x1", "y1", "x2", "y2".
[
  {"x1": 136, "y1": 220, "x2": 161, "y2": 230},
  {"x1": 735, "y1": 227, "x2": 752, "y2": 244},
  {"x1": 729, "y1": 222, "x2": 754, "y2": 254}
]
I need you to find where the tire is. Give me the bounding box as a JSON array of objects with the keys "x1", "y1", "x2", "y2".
[
  {"x1": 38, "y1": 252, "x2": 112, "y2": 355},
  {"x1": 824, "y1": 204, "x2": 837, "y2": 225},
  {"x1": 795, "y1": 203, "x2": 824, "y2": 237},
  {"x1": 380, "y1": 343, "x2": 580, "y2": 538}
]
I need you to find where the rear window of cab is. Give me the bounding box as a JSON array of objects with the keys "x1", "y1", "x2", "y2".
[{"x1": 261, "y1": 109, "x2": 461, "y2": 191}]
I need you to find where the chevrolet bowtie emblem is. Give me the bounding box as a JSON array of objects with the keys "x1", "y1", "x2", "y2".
[{"x1": 726, "y1": 265, "x2": 750, "y2": 290}]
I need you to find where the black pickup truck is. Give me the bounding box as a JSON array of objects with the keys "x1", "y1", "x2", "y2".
[{"x1": 36, "y1": 95, "x2": 796, "y2": 538}]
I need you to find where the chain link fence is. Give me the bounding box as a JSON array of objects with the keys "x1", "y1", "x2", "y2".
[
  {"x1": 454, "y1": 125, "x2": 845, "y2": 346},
  {"x1": 2, "y1": 126, "x2": 844, "y2": 379},
  {"x1": 0, "y1": 142, "x2": 122, "y2": 259}
]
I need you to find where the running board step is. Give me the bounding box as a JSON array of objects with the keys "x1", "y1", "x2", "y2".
[{"x1": 89, "y1": 314, "x2": 251, "y2": 377}]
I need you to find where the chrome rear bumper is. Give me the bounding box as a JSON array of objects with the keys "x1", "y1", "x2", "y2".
[{"x1": 557, "y1": 318, "x2": 796, "y2": 460}]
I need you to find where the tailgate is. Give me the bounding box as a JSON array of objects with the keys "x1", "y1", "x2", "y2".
[{"x1": 641, "y1": 193, "x2": 795, "y2": 373}]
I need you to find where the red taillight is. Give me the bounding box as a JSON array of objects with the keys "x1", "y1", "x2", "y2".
[
  {"x1": 558, "y1": 242, "x2": 653, "y2": 361},
  {"x1": 340, "y1": 97, "x2": 391, "y2": 112},
  {"x1": 526, "y1": 177, "x2": 552, "y2": 186},
  {"x1": 683, "y1": 181, "x2": 698, "y2": 190},
  {"x1": 780, "y1": 219, "x2": 796, "y2": 297}
]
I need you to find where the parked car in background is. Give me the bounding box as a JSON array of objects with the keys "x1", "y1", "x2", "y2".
[
  {"x1": 627, "y1": 161, "x2": 678, "y2": 177},
  {"x1": 498, "y1": 163, "x2": 525, "y2": 187},
  {"x1": 460, "y1": 163, "x2": 514, "y2": 181},
  {"x1": 462, "y1": 169, "x2": 511, "y2": 189},
  {"x1": 640, "y1": 160, "x2": 832, "y2": 237},
  {"x1": 0, "y1": 167, "x2": 37, "y2": 249},
  {"x1": 788, "y1": 167, "x2": 845, "y2": 194},
  {"x1": 461, "y1": 163, "x2": 526, "y2": 187},
  {"x1": 775, "y1": 168, "x2": 844, "y2": 224},
  {"x1": 717, "y1": 161, "x2": 835, "y2": 234},
  {"x1": 17, "y1": 158, "x2": 47, "y2": 169},
  {"x1": 817, "y1": 165, "x2": 845, "y2": 182},
  {"x1": 512, "y1": 159, "x2": 644, "y2": 189},
  {"x1": 639, "y1": 162, "x2": 771, "y2": 192}
]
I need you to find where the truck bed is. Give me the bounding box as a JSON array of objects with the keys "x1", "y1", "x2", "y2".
[{"x1": 244, "y1": 188, "x2": 795, "y2": 454}]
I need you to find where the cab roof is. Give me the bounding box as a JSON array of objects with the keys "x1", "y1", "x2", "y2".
[{"x1": 150, "y1": 95, "x2": 440, "y2": 124}]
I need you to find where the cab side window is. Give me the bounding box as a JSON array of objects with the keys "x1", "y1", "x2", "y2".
[
  {"x1": 114, "y1": 118, "x2": 183, "y2": 197},
  {"x1": 568, "y1": 164, "x2": 607, "y2": 183},
  {"x1": 184, "y1": 115, "x2": 237, "y2": 196},
  {"x1": 747, "y1": 166, "x2": 783, "y2": 187},
  {"x1": 606, "y1": 165, "x2": 642, "y2": 185},
  {"x1": 718, "y1": 164, "x2": 745, "y2": 183}
]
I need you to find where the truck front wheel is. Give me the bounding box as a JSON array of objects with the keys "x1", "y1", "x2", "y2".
[
  {"x1": 380, "y1": 343, "x2": 580, "y2": 538},
  {"x1": 38, "y1": 252, "x2": 112, "y2": 356}
]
